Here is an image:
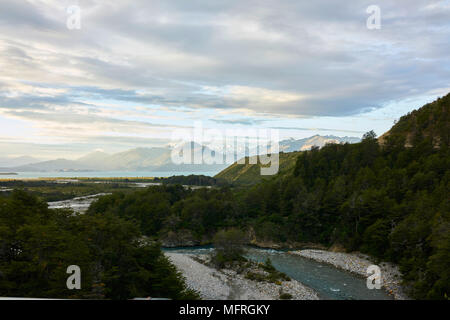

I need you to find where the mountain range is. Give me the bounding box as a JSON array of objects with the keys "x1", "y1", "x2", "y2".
[
  {"x1": 0, "y1": 135, "x2": 360, "y2": 173},
  {"x1": 0, "y1": 156, "x2": 42, "y2": 168},
  {"x1": 279, "y1": 135, "x2": 360, "y2": 152}
]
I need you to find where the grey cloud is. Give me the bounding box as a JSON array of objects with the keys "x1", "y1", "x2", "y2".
[
  {"x1": 0, "y1": 0, "x2": 60, "y2": 31},
  {"x1": 0, "y1": 0, "x2": 448, "y2": 117},
  {"x1": 0, "y1": 136, "x2": 171, "y2": 159},
  {"x1": 2, "y1": 109, "x2": 187, "y2": 131}
]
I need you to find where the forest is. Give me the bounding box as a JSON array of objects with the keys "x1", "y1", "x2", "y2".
[{"x1": 0, "y1": 190, "x2": 198, "y2": 299}]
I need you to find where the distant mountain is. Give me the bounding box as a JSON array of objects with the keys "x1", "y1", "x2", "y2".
[
  {"x1": 0, "y1": 135, "x2": 361, "y2": 173},
  {"x1": 158, "y1": 142, "x2": 227, "y2": 172},
  {"x1": 91, "y1": 147, "x2": 173, "y2": 170},
  {"x1": 1, "y1": 143, "x2": 228, "y2": 173},
  {"x1": 11, "y1": 159, "x2": 96, "y2": 172},
  {"x1": 77, "y1": 151, "x2": 111, "y2": 167},
  {"x1": 0, "y1": 156, "x2": 41, "y2": 168},
  {"x1": 279, "y1": 135, "x2": 360, "y2": 152}
]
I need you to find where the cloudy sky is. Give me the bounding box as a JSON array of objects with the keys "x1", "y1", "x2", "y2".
[{"x1": 0, "y1": 0, "x2": 449, "y2": 159}]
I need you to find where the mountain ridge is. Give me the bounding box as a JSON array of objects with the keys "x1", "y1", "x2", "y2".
[
  {"x1": 0, "y1": 135, "x2": 359, "y2": 173},
  {"x1": 378, "y1": 93, "x2": 449, "y2": 148}
]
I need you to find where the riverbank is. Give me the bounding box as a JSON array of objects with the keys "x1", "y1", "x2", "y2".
[
  {"x1": 160, "y1": 235, "x2": 330, "y2": 250},
  {"x1": 289, "y1": 249, "x2": 409, "y2": 300},
  {"x1": 47, "y1": 193, "x2": 112, "y2": 213},
  {"x1": 165, "y1": 252, "x2": 319, "y2": 300}
]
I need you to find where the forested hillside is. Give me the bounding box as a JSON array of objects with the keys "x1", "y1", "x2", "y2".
[
  {"x1": 379, "y1": 93, "x2": 449, "y2": 148},
  {"x1": 215, "y1": 151, "x2": 301, "y2": 185}
]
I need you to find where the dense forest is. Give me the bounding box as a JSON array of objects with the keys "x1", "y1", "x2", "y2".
[
  {"x1": 0, "y1": 190, "x2": 198, "y2": 299},
  {"x1": 154, "y1": 174, "x2": 227, "y2": 186},
  {"x1": 88, "y1": 94, "x2": 449, "y2": 299}
]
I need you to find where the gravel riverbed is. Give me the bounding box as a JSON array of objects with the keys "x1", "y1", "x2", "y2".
[
  {"x1": 165, "y1": 252, "x2": 319, "y2": 300},
  {"x1": 289, "y1": 249, "x2": 409, "y2": 300},
  {"x1": 47, "y1": 193, "x2": 111, "y2": 213}
]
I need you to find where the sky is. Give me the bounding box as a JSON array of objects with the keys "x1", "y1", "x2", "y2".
[{"x1": 0, "y1": 0, "x2": 449, "y2": 160}]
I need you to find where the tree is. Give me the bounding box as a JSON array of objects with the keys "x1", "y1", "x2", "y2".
[
  {"x1": 212, "y1": 228, "x2": 247, "y2": 267},
  {"x1": 362, "y1": 130, "x2": 377, "y2": 141}
]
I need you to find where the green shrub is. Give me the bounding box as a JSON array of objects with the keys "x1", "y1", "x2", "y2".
[{"x1": 279, "y1": 293, "x2": 293, "y2": 300}]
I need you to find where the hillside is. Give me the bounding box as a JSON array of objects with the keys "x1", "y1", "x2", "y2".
[
  {"x1": 214, "y1": 151, "x2": 301, "y2": 185},
  {"x1": 379, "y1": 93, "x2": 449, "y2": 148},
  {"x1": 235, "y1": 93, "x2": 450, "y2": 299}
]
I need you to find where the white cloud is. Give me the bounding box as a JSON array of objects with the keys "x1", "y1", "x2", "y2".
[{"x1": 0, "y1": 0, "x2": 448, "y2": 157}]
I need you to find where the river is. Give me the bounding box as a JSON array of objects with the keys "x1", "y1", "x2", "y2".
[{"x1": 164, "y1": 246, "x2": 392, "y2": 300}]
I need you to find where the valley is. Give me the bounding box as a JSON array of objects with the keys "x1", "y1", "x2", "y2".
[{"x1": 1, "y1": 94, "x2": 448, "y2": 300}]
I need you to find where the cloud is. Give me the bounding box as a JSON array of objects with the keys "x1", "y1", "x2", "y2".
[
  {"x1": 0, "y1": 0, "x2": 449, "y2": 157},
  {"x1": 1, "y1": 0, "x2": 448, "y2": 116}
]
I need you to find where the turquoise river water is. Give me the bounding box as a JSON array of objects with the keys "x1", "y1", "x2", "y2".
[{"x1": 164, "y1": 246, "x2": 392, "y2": 300}]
